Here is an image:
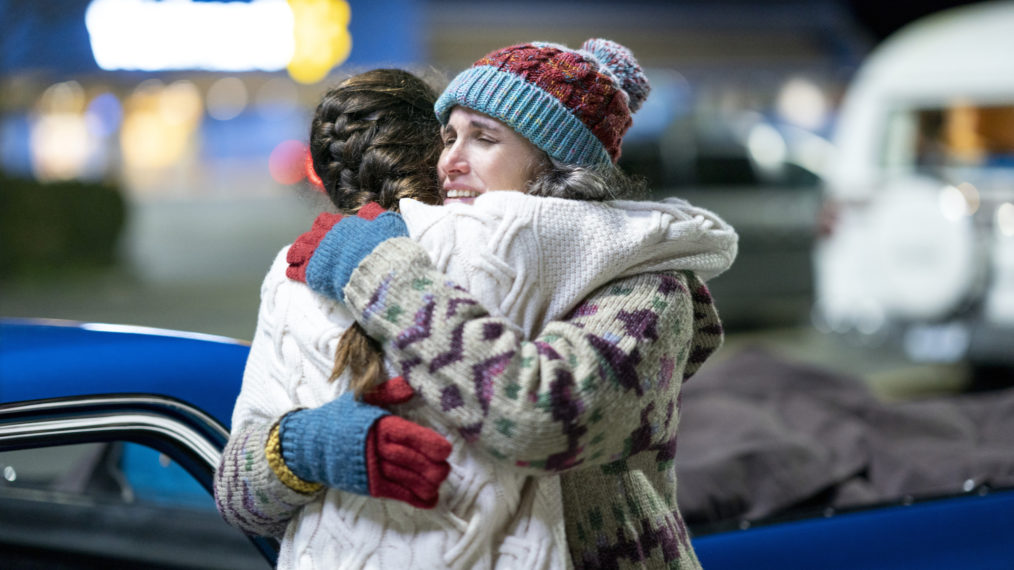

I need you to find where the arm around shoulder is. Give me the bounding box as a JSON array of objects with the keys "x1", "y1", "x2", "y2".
[{"x1": 343, "y1": 237, "x2": 723, "y2": 475}]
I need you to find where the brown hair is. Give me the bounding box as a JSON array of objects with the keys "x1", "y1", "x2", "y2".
[{"x1": 309, "y1": 69, "x2": 442, "y2": 396}]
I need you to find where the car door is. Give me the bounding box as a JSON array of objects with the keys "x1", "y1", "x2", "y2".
[{"x1": 0, "y1": 393, "x2": 278, "y2": 569}]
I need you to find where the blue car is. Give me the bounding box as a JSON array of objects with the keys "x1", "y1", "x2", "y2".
[
  {"x1": 2, "y1": 318, "x2": 1012, "y2": 569},
  {"x1": 0, "y1": 318, "x2": 275, "y2": 569}
]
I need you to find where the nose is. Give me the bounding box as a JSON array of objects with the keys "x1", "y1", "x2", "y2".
[{"x1": 439, "y1": 141, "x2": 468, "y2": 178}]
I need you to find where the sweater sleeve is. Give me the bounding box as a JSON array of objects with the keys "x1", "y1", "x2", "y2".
[
  {"x1": 213, "y1": 248, "x2": 323, "y2": 537},
  {"x1": 343, "y1": 237, "x2": 724, "y2": 474},
  {"x1": 214, "y1": 419, "x2": 321, "y2": 537}
]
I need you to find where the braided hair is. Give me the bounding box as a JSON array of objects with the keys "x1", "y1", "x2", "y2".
[
  {"x1": 310, "y1": 69, "x2": 442, "y2": 396},
  {"x1": 309, "y1": 68, "x2": 442, "y2": 214}
]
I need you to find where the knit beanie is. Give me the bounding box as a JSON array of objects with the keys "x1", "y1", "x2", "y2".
[{"x1": 434, "y1": 39, "x2": 650, "y2": 167}]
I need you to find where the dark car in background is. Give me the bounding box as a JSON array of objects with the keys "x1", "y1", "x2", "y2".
[{"x1": 623, "y1": 106, "x2": 827, "y2": 330}]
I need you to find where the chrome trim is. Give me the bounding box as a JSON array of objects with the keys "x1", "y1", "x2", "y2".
[
  {"x1": 0, "y1": 317, "x2": 251, "y2": 346},
  {"x1": 0, "y1": 395, "x2": 230, "y2": 470},
  {"x1": 0, "y1": 413, "x2": 221, "y2": 467},
  {"x1": 80, "y1": 322, "x2": 250, "y2": 346},
  {"x1": 1, "y1": 394, "x2": 228, "y2": 436}
]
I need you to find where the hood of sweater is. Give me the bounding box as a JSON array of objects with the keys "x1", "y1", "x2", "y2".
[{"x1": 400, "y1": 191, "x2": 738, "y2": 339}]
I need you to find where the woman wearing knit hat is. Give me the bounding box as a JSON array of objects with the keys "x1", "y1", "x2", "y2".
[{"x1": 219, "y1": 40, "x2": 736, "y2": 569}]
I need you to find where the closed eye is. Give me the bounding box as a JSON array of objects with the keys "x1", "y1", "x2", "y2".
[{"x1": 440, "y1": 125, "x2": 457, "y2": 147}]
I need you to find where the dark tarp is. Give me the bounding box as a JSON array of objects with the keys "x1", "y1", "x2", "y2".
[{"x1": 677, "y1": 347, "x2": 1014, "y2": 526}]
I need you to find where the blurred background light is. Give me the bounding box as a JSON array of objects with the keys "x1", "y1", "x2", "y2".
[
  {"x1": 29, "y1": 81, "x2": 94, "y2": 181},
  {"x1": 939, "y1": 184, "x2": 970, "y2": 221},
  {"x1": 119, "y1": 79, "x2": 201, "y2": 189},
  {"x1": 747, "y1": 122, "x2": 788, "y2": 171},
  {"x1": 85, "y1": 0, "x2": 294, "y2": 72},
  {"x1": 999, "y1": 202, "x2": 1014, "y2": 237},
  {"x1": 85, "y1": 92, "x2": 123, "y2": 138},
  {"x1": 206, "y1": 77, "x2": 249, "y2": 121},
  {"x1": 945, "y1": 102, "x2": 983, "y2": 164},
  {"x1": 776, "y1": 77, "x2": 829, "y2": 131},
  {"x1": 29, "y1": 111, "x2": 92, "y2": 181},
  {"x1": 936, "y1": 182, "x2": 982, "y2": 221},
  {"x1": 903, "y1": 321, "x2": 970, "y2": 363},
  {"x1": 38, "y1": 81, "x2": 87, "y2": 114},
  {"x1": 957, "y1": 181, "x2": 980, "y2": 215},
  {"x1": 160, "y1": 80, "x2": 203, "y2": 127},
  {"x1": 121, "y1": 103, "x2": 168, "y2": 171},
  {"x1": 0, "y1": 115, "x2": 33, "y2": 175},
  {"x1": 288, "y1": 0, "x2": 353, "y2": 84},
  {"x1": 268, "y1": 139, "x2": 308, "y2": 185}
]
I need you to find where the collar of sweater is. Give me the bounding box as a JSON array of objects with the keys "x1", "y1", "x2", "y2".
[{"x1": 399, "y1": 191, "x2": 738, "y2": 337}]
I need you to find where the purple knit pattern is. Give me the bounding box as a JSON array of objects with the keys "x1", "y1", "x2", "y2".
[
  {"x1": 353, "y1": 260, "x2": 722, "y2": 568},
  {"x1": 578, "y1": 509, "x2": 692, "y2": 569}
]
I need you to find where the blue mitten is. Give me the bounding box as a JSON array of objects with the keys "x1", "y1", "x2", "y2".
[
  {"x1": 278, "y1": 392, "x2": 452, "y2": 508},
  {"x1": 305, "y1": 211, "x2": 409, "y2": 303},
  {"x1": 279, "y1": 392, "x2": 388, "y2": 495}
]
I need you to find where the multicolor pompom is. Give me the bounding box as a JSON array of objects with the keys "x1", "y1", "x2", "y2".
[{"x1": 581, "y1": 38, "x2": 651, "y2": 114}]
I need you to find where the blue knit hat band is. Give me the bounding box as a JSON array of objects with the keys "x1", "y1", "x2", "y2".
[{"x1": 435, "y1": 65, "x2": 612, "y2": 168}]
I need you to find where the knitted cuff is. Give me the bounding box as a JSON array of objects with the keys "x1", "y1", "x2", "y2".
[
  {"x1": 266, "y1": 420, "x2": 324, "y2": 495},
  {"x1": 305, "y1": 212, "x2": 409, "y2": 303},
  {"x1": 435, "y1": 65, "x2": 612, "y2": 167},
  {"x1": 278, "y1": 393, "x2": 390, "y2": 495}
]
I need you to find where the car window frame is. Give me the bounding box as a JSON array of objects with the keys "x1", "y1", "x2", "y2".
[{"x1": 0, "y1": 393, "x2": 279, "y2": 566}]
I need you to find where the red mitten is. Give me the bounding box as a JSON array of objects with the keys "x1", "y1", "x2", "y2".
[
  {"x1": 286, "y1": 212, "x2": 344, "y2": 282},
  {"x1": 356, "y1": 202, "x2": 386, "y2": 221},
  {"x1": 362, "y1": 376, "x2": 415, "y2": 407},
  {"x1": 366, "y1": 415, "x2": 452, "y2": 509}
]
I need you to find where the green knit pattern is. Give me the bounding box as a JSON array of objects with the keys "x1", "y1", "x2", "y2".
[
  {"x1": 344, "y1": 238, "x2": 723, "y2": 569},
  {"x1": 215, "y1": 420, "x2": 322, "y2": 538}
]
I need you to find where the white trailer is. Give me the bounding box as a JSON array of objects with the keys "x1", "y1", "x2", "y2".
[{"x1": 815, "y1": 1, "x2": 1014, "y2": 366}]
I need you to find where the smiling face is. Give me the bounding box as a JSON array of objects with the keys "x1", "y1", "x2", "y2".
[{"x1": 438, "y1": 107, "x2": 547, "y2": 205}]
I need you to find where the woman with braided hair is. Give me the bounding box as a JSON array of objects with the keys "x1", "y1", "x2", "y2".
[
  {"x1": 303, "y1": 68, "x2": 443, "y2": 397},
  {"x1": 213, "y1": 67, "x2": 459, "y2": 558},
  {"x1": 218, "y1": 67, "x2": 576, "y2": 568},
  {"x1": 217, "y1": 39, "x2": 737, "y2": 570}
]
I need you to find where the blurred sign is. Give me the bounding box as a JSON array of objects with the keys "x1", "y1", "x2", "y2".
[
  {"x1": 86, "y1": 0, "x2": 298, "y2": 73},
  {"x1": 0, "y1": 0, "x2": 423, "y2": 79}
]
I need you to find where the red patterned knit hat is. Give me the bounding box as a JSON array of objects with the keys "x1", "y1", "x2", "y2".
[{"x1": 434, "y1": 39, "x2": 650, "y2": 167}]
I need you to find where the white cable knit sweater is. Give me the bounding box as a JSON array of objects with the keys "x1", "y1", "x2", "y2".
[
  {"x1": 230, "y1": 192, "x2": 736, "y2": 569},
  {"x1": 402, "y1": 191, "x2": 738, "y2": 338}
]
